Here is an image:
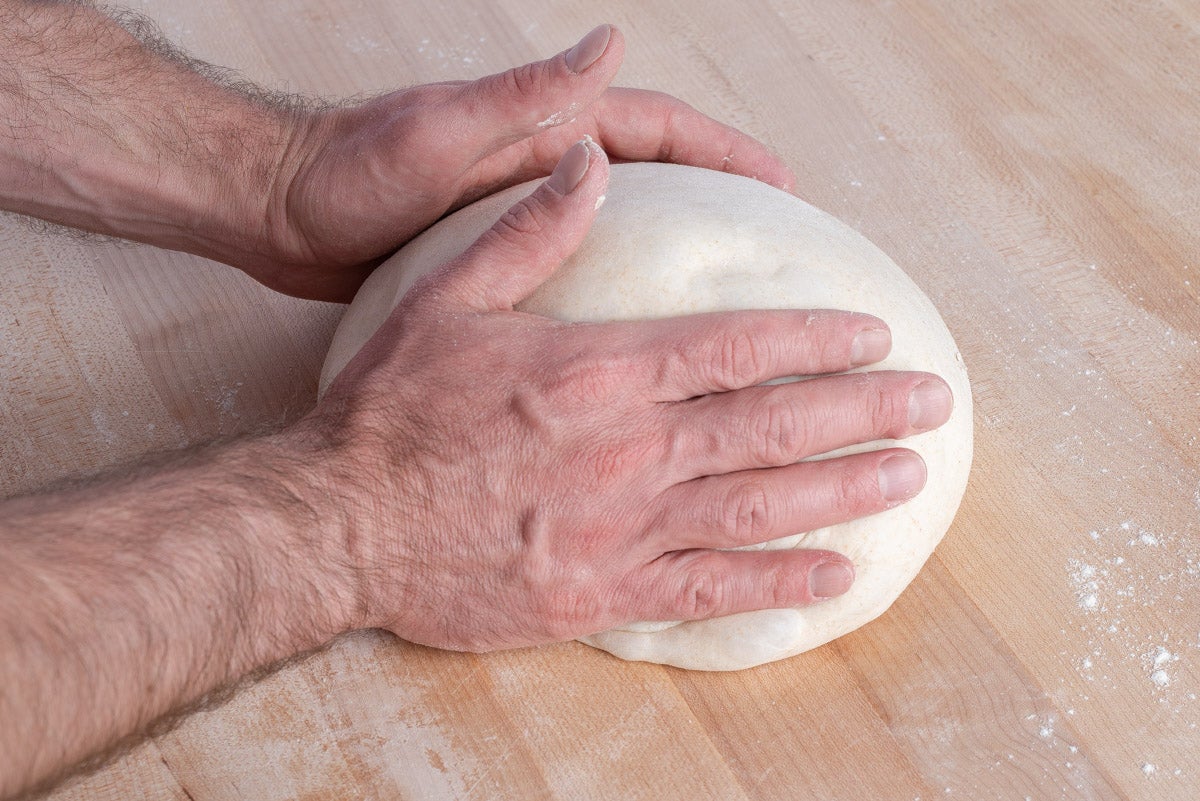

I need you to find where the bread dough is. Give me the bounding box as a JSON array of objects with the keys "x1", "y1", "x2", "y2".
[{"x1": 320, "y1": 163, "x2": 973, "y2": 671}]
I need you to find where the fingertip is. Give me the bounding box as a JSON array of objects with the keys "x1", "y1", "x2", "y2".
[
  {"x1": 877, "y1": 449, "x2": 927, "y2": 504},
  {"x1": 809, "y1": 557, "x2": 855, "y2": 599},
  {"x1": 583, "y1": 135, "x2": 611, "y2": 177},
  {"x1": 546, "y1": 139, "x2": 593, "y2": 194},
  {"x1": 608, "y1": 25, "x2": 627, "y2": 58},
  {"x1": 546, "y1": 136, "x2": 610, "y2": 195},
  {"x1": 908, "y1": 376, "x2": 954, "y2": 431},
  {"x1": 850, "y1": 326, "x2": 893, "y2": 367},
  {"x1": 565, "y1": 24, "x2": 614, "y2": 73},
  {"x1": 720, "y1": 138, "x2": 797, "y2": 193},
  {"x1": 766, "y1": 161, "x2": 798, "y2": 194}
]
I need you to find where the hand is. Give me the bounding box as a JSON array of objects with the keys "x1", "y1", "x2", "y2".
[
  {"x1": 305, "y1": 139, "x2": 952, "y2": 652},
  {"x1": 257, "y1": 25, "x2": 796, "y2": 301}
]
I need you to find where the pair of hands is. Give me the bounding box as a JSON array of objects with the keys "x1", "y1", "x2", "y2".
[
  {"x1": 270, "y1": 26, "x2": 952, "y2": 651},
  {"x1": 0, "y1": 20, "x2": 954, "y2": 797}
]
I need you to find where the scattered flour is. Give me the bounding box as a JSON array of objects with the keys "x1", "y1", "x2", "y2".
[
  {"x1": 1068, "y1": 559, "x2": 1101, "y2": 612},
  {"x1": 1145, "y1": 646, "x2": 1176, "y2": 688},
  {"x1": 1060, "y1": 517, "x2": 1198, "y2": 788}
]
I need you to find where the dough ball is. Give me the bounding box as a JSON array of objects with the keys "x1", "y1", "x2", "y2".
[{"x1": 320, "y1": 163, "x2": 973, "y2": 671}]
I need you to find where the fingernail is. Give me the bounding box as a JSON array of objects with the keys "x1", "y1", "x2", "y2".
[
  {"x1": 908, "y1": 379, "x2": 953, "y2": 430},
  {"x1": 810, "y1": 561, "x2": 854, "y2": 599},
  {"x1": 850, "y1": 328, "x2": 891, "y2": 366},
  {"x1": 546, "y1": 140, "x2": 591, "y2": 194},
  {"x1": 877, "y1": 452, "x2": 926, "y2": 503},
  {"x1": 565, "y1": 24, "x2": 612, "y2": 73}
]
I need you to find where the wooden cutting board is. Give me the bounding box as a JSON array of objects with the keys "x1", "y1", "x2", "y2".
[{"x1": 4, "y1": 1, "x2": 1198, "y2": 798}]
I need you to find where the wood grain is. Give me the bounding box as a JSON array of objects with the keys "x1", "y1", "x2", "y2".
[{"x1": 4, "y1": 1, "x2": 1198, "y2": 799}]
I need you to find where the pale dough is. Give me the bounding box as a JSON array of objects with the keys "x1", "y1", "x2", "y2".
[{"x1": 320, "y1": 163, "x2": 973, "y2": 671}]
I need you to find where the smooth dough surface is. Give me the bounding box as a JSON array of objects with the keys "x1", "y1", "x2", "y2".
[{"x1": 320, "y1": 163, "x2": 973, "y2": 671}]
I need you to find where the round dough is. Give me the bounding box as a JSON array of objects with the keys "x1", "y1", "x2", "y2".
[{"x1": 320, "y1": 163, "x2": 973, "y2": 671}]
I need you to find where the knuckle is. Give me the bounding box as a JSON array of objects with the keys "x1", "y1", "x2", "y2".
[
  {"x1": 818, "y1": 314, "x2": 856, "y2": 366},
  {"x1": 864, "y1": 374, "x2": 911, "y2": 437},
  {"x1": 766, "y1": 560, "x2": 811, "y2": 608},
  {"x1": 495, "y1": 195, "x2": 553, "y2": 241},
  {"x1": 832, "y1": 462, "x2": 881, "y2": 518},
  {"x1": 752, "y1": 396, "x2": 811, "y2": 463},
  {"x1": 653, "y1": 95, "x2": 695, "y2": 161},
  {"x1": 498, "y1": 62, "x2": 546, "y2": 100},
  {"x1": 724, "y1": 480, "x2": 772, "y2": 544},
  {"x1": 541, "y1": 343, "x2": 623, "y2": 405},
  {"x1": 677, "y1": 564, "x2": 725, "y2": 619},
  {"x1": 712, "y1": 328, "x2": 767, "y2": 390},
  {"x1": 585, "y1": 429, "x2": 660, "y2": 491},
  {"x1": 578, "y1": 442, "x2": 632, "y2": 489},
  {"x1": 568, "y1": 359, "x2": 619, "y2": 405}
]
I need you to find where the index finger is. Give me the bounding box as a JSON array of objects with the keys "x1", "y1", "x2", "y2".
[{"x1": 619, "y1": 309, "x2": 891, "y2": 400}]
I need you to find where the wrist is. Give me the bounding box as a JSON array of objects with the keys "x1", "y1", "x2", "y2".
[
  {"x1": 280, "y1": 397, "x2": 425, "y2": 635},
  {"x1": 232, "y1": 426, "x2": 369, "y2": 648}
]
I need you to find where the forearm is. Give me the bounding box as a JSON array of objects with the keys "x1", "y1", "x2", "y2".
[
  {"x1": 0, "y1": 0, "x2": 295, "y2": 266},
  {"x1": 0, "y1": 429, "x2": 356, "y2": 799}
]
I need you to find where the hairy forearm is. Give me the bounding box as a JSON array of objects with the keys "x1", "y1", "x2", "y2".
[
  {"x1": 0, "y1": 429, "x2": 356, "y2": 799},
  {"x1": 0, "y1": 0, "x2": 296, "y2": 265}
]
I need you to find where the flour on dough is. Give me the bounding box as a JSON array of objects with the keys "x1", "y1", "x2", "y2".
[{"x1": 320, "y1": 163, "x2": 973, "y2": 671}]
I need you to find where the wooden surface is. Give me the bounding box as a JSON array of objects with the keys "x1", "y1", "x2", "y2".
[{"x1": 5, "y1": 1, "x2": 1199, "y2": 798}]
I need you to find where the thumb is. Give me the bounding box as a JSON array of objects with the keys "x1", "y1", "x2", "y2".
[
  {"x1": 452, "y1": 25, "x2": 623, "y2": 158},
  {"x1": 435, "y1": 138, "x2": 610, "y2": 311}
]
